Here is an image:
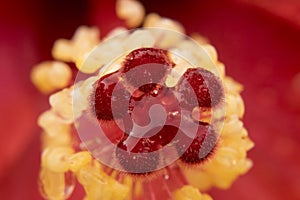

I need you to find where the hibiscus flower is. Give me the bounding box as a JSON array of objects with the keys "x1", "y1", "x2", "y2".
[{"x1": 0, "y1": 0, "x2": 299, "y2": 200}]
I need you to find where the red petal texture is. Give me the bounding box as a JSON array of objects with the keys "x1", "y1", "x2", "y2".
[
  {"x1": 236, "y1": 0, "x2": 300, "y2": 29},
  {"x1": 1, "y1": 0, "x2": 300, "y2": 199}
]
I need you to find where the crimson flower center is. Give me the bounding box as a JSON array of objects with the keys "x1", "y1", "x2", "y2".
[{"x1": 91, "y1": 47, "x2": 223, "y2": 174}]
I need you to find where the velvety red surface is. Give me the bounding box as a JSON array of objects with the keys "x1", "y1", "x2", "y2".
[{"x1": 0, "y1": 0, "x2": 299, "y2": 199}]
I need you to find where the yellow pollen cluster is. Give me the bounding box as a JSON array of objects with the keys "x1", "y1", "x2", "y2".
[
  {"x1": 174, "y1": 186, "x2": 213, "y2": 200},
  {"x1": 31, "y1": 61, "x2": 72, "y2": 94},
  {"x1": 52, "y1": 26, "x2": 100, "y2": 73},
  {"x1": 116, "y1": 0, "x2": 145, "y2": 28}
]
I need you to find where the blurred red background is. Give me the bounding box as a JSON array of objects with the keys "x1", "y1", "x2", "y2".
[{"x1": 1, "y1": 0, "x2": 300, "y2": 199}]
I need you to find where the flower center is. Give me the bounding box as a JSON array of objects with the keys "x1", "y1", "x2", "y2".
[{"x1": 91, "y1": 47, "x2": 223, "y2": 174}]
